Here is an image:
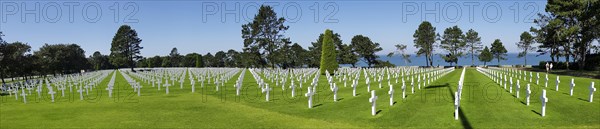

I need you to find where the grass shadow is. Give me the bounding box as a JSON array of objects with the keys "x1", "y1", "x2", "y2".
[
  {"x1": 376, "y1": 110, "x2": 382, "y2": 115},
  {"x1": 531, "y1": 110, "x2": 542, "y2": 116},
  {"x1": 577, "y1": 98, "x2": 589, "y2": 102},
  {"x1": 313, "y1": 103, "x2": 323, "y2": 108}
]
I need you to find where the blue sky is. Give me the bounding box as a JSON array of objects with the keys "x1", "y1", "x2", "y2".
[{"x1": 0, "y1": 0, "x2": 547, "y2": 57}]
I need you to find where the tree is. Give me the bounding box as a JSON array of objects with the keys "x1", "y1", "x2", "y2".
[
  {"x1": 183, "y1": 53, "x2": 201, "y2": 67},
  {"x1": 195, "y1": 54, "x2": 204, "y2": 67},
  {"x1": 478, "y1": 46, "x2": 493, "y2": 66},
  {"x1": 204, "y1": 53, "x2": 214, "y2": 67},
  {"x1": 517, "y1": 31, "x2": 536, "y2": 65},
  {"x1": 545, "y1": 0, "x2": 599, "y2": 70},
  {"x1": 387, "y1": 44, "x2": 411, "y2": 66},
  {"x1": 289, "y1": 43, "x2": 308, "y2": 68},
  {"x1": 320, "y1": 29, "x2": 338, "y2": 75},
  {"x1": 226, "y1": 49, "x2": 241, "y2": 67},
  {"x1": 109, "y1": 25, "x2": 143, "y2": 71},
  {"x1": 531, "y1": 14, "x2": 562, "y2": 62},
  {"x1": 161, "y1": 56, "x2": 170, "y2": 67},
  {"x1": 440, "y1": 26, "x2": 466, "y2": 67},
  {"x1": 1, "y1": 42, "x2": 34, "y2": 82},
  {"x1": 308, "y1": 30, "x2": 353, "y2": 67},
  {"x1": 490, "y1": 39, "x2": 508, "y2": 65},
  {"x1": 339, "y1": 44, "x2": 359, "y2": 67},
  {"x1": 214, "y1": 51, "x2": 226, "y2": 67},
  {"x1": 89, "y1": 51, "x2": 113, "y2": 70},
  {"x1": 351, "y1": 35, "x2": 382, "y2": 67},
  {"x1": 464, "y1": 29, "x2": 483, "y2": 66},
  {"x1": 413, "y1": 21, "x2": 438, "y2": 67},
  {"x1": 147, "y1": 56, "x2": 162, "y2": 68},
  {"x1": 241, "y1": 5, "x2": 289, "y2": 68},
  {"x1": 35, "y1": 43, "x2": 87, "y2": 75},
  {"x1": 169, "y1": 47, "x2": 181, "y2": 67}
]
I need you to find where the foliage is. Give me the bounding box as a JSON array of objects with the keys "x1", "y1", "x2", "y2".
[
  {"x1": 320, "y1": 29, "x2": 338, "y2": 75},
  {"x1": 516, "y1": 31, "x2": 536, "y2": 65},
  {"x1": 478, "y1": 46, "x2": 493, "y2": 66},
  {"x1": 350, "y1": 35, "x2": 382, "y2": 67},
  {"x1": 241, "y1": 5, "x2": 289, "y2": 68},
  {"x1": 440, "y1": 26, "x2": 466, "y2": 67},
  {"x1": 413, "y1": 21, "x2": 438, "y2": 67},
  {"x1": 387, "y1": 44, "x2": 411, "y2": 66},
  {"x1": 464, "y1": 29, "x2": 482, "y2": 66},
  {"x1": 109, "y1": 25, "x2": 143, "y2": 71},
  {"x1": 490, "y1": 39, "x2": 507, "y2": 65}
]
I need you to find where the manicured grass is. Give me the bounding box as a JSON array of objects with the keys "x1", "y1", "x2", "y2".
[{"x1": 1, "y1": 68, "x2": 598, "y2": 128}]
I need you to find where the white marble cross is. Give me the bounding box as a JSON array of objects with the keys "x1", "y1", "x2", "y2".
[
  {"x1": 402, "y1": 78, "x2": 406, "y2": 99},
  {"x1": 136, "y1": 82, "x2": 142, "y2": 96},
  {"x1": 191, "y1": 79, "x2": 196, "y2": 93},
  {"x1": 369, "y1": 90, "x2": 378, "y2": 116},
  {"x1": 21, "y1": 88, "x2": 27, "y2": 104},
  {"x1": 536, "y1": 73, "x2": 540, "y2": 85},
  {"x1": 509, "y1": 77, "x2": 513, "y2": 93},
  {"x1": 290, "y1": 80, "x2": 296, "y2": 97},
  {"x1": 526, "y1": 84, "x2": 531, "y2": 106},
  {"x1": 179, "y1": 79, "x2": 184, "y2": 89},
  {"x1": 164, "y1": 80, "x2": 171, "y2": 94},
  {"x1": 570, "y1": 78, "x2": 575, "y2": 96},
  {"x1": 366, "y1": 77, "x2": 371, "y2": 92},
  {"x1": 331, "y1": 83, "x2": 338, "y2": 102},
  {"x1": 48, "y1": 90, "x2": 56, "y2": 103},
  {"x1": 540, "y1": 89, "x2": 548, "y2": 117},
  {"x1": 590, "y1": 82, "x2": 596, "y2": 102},
  {"x1": 556, "y1": 76, "x2": 560, "y2": 91},
  {"x1": 157, "y1": 79, "x2": 162, "y2": 90},
  {"x1": 388, "y1": 84, "x2": 394, "y2": 106},
  {"x1": 529, "y1": 72, "x2": 533, "y2": 83},
  {"x1": 411, "y1": 77, "x2": 415, "y2": 94},
  {"x1": 235, "y1": 81, "x2": 242, "y2": 96},
  {"x1": 106, "y1": 86, "x2": 113, "y2": 98},
  {"x1": 545, "y1": 74, "x2": 549, "y2": 87},
  {"x1": 516, "y1": 80, "x2": 521, "y2": 98},
  {"x1": 503, "y1": 74, "x2": 507, "y2": 89},
  {"x1": 262, "y1": 84, "x2": 272, "y2": 102},
  {"x1": 352, "y1": 80, "x2": 357, "y2": 97},
  {"x1": 454, "y1": 91, "x2": 459, "y2": 120},
  {"x1": 77, "y1": 87, "x2": 84, "y2": 100},
  {"x1": 305, "y1": 86, "x2": 315, "y2": 108}
]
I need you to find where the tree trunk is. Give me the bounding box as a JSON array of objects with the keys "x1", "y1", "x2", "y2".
[
  {"x1": 471, "y1": 49, "x2": 475, "y2": 66},
  {"x1": 1, "y1": 72, "x2": 5, "y2": 84},
  {"x1": 566, "y1": 55, "x2": 570, "y2": 70},
  {"x1": 428, "y1": 54, "x2": 433, "y2": 67},
  {"x1": 525, "y1": 56, "x2": 527, "y2": 66},
  {"x1": 425, "y1": 54, "x2": 430, "y2": 67},
  {"x1": 497, "y1": 57, "x2": 500, "y2": 66}
]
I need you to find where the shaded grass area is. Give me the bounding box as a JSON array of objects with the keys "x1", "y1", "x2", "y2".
[{"x1": 1, "y1": 68, "x2": 598, "y2": 128}]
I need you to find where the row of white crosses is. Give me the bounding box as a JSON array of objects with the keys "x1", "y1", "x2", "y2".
[
  {"x1": 367, "y1": 67, "x2": 455, "y2": 116},
  {"x1": 1, "y1": 70, "x2": 112, "y2": 104},
  {"x1": 121, "y1": 70, "x2": 142, "y2": 96},
  {"x1": 479, "y1": 67, "x2": 597, "y2": 117},
  {"x1": 454, "y1": 67, "x2": 466, "y2": 120},
  {"x1": 499, "y1": 67, "x2": 597, "y2": 103},
  {"x1": 125, "y1": 68, "x2": 243, "y2": 95},
  {"x1": 479, "y1": 67, "x2": 534, "y2": 104},
  {"x1": 106, "y1": 71, "x2": 117, "y2": 98}
]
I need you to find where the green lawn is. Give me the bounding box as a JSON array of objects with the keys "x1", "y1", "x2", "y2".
[{"x1": 1, "y1": 68, "x2": 598, "y2": 128}]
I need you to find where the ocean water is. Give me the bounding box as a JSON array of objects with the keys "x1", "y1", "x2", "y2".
[{"x1": 351, "y1": 53, "x2": 564, "y2": 67}]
